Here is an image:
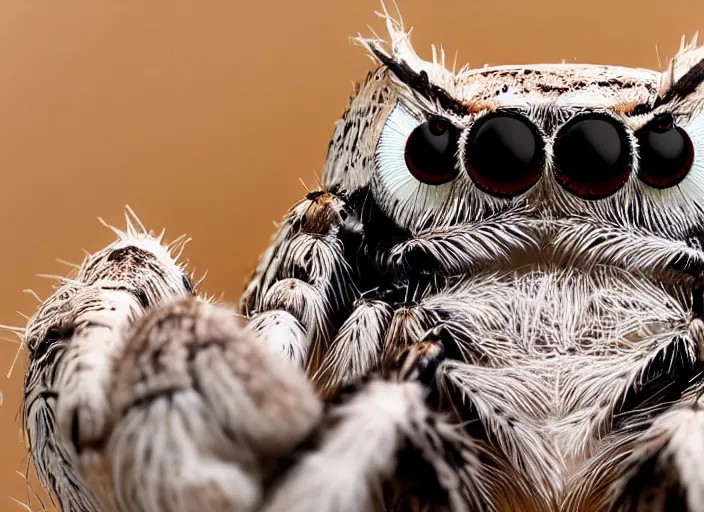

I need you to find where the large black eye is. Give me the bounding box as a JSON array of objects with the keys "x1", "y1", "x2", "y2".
[
  {"x1": 404, "y1": 116, "x2": 459, "y2": 185},
  {"x1": 553, "y1": 114, "x2": 631, "y2": 199},
  {"x1": 636, "y1": 114, "x2": 694, "y2": 189},
  {"x1": 464, "y1": 111, "x2": 544, "y2": 198}
]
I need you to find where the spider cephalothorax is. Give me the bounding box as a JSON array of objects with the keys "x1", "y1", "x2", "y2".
[{"x1": 20, "y1": 6, "x2": 704, "y2": 512}]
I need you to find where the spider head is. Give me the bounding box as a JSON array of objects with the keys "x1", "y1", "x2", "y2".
[{"x1": 323, "y1": 12, "x2": 704, "y2": 277}]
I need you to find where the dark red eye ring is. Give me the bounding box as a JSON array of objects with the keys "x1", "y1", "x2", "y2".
[
  {"x1": 463, "y1": 110, "x2": 545, "y2": 198},
  {"x1": 404, "y1": 115, "x2": 460, "y2": 185},
  {"x1": 636, "y1": 113, "x2": 694, "y2": 189},
  {"x1": 553, "y1": 113, "x2": 632, "y2": 200}
]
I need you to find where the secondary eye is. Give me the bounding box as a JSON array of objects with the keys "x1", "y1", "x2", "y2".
[
  {"x1": 636, "y1": 113, "x2": 694, "y2": 189},
  {"x1": 553, "y1": 114, "x2": 631, "y2": 200},
  {"x1": 375, "y1": 104, "x2": 460, "y2": 230},
  {"x1": 463, "y1": 112, "x2": 544, "y2": 198},
  {"x1": 404, "y1": 116, "x2": 459, "y2": 185}
]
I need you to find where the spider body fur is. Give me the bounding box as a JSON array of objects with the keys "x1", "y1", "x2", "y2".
[{"x1": 19, "y1": 7, "x2": 704, "y2": 512}]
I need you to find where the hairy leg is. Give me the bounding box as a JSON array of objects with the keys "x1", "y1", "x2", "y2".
[
  {"x1": 22, "y1": 212, "x2": 195, "y2": 511},
  {"x1": 562, "y1": 319, "x2": 704, "y2": 511},
  {"x1": 262, "y1": 376, "x2": 498, "y2": 512},
  {"x1": 313, "y1": 298, "x2": 394, "y2": 397},
  {"x1": 22, "y1": 210, "x2": 327, "y2": 511},
  {"x1": 23, "y1": 190, "x2": 358, "y2": 508},
  {"x1": 241, "y1": 190, "x2": 358, "y2": 372},
  {"x1": 97, "y1": 297, "x2": 322, "y2": 512},
  {"x1": 563, "y1": 398, "x2": 704, "y2": 512},
  {"x1": 609, "y1": 400, "x2": 704, "y2": 511}
]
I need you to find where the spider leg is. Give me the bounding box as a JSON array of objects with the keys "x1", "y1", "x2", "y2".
[
  {"x1": 260, "y1": 365, "x2": 529, "y2": 512},
  {"x1": 313, "y1": 298, "x2": 394, "y2": 397},
  {"x1": 22, "y1": 215, "x2": 194, "y2": 511},
  {"x1": 23, "y1": 212, "x2": 329, "y2": 512},
  {"x1": 241, "y1": 190, "x2": 358, "y2": 372},
  {"x1": 312, "y1": 279, "x2": 459, "y2": 397},
  {"x1": 562, "y1": 318, "x2": 704, "y2": 511},
  {"x1": 609, "y1": 403, "x2": 704, "y2": 512},
  {"x1": 99, "y1": 297, "x2": 322, "y2": 512}
]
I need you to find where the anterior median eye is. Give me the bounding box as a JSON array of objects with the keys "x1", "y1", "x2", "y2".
[
  {"x1": 636, "y1": 113, "x2": 694, "y2": 189},
  {"x1": 553, "y1": 114, "x2": 632, "y2": 200},
  {"x1": 404, "y1": 116, "x2": 459, "y2": 185},
  {"x1": 463, "y1": 111, "x2": 544, "y2": 198}
]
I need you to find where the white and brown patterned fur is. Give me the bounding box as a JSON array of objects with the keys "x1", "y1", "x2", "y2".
[{"x1": 19, "y1": 5, "x2": 704, "y2": 511}]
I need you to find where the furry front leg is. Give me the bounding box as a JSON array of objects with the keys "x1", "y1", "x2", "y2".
[
  {"x1": 99, "y1": 298, "x2": 322, "y2": 512},
  {"x1": 261, "y1": 377, "x2": 499, "y2": 512},
  {"x1": 603, "y1": 322, "x2": 704, "y2": 511},
  {"x1": 22, "y1": 213, "x2": 195, "y2": 511},
  {"x1": 563, "y1": 320, "x2": 704, "y2": 511},
  {"x1": 314, "y1": 298, "x2": 394, "y2": 396},
  {"x1": 241, "y1": 190, "x2": 358, "y2": 371},
  {"x1": 609, "y1": 402, "x2": 704, "y2": 511}
]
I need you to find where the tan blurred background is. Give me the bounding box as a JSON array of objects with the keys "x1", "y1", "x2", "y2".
[{"x1": 0, "y1": 0, "x2": 703, "y2": 509}]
